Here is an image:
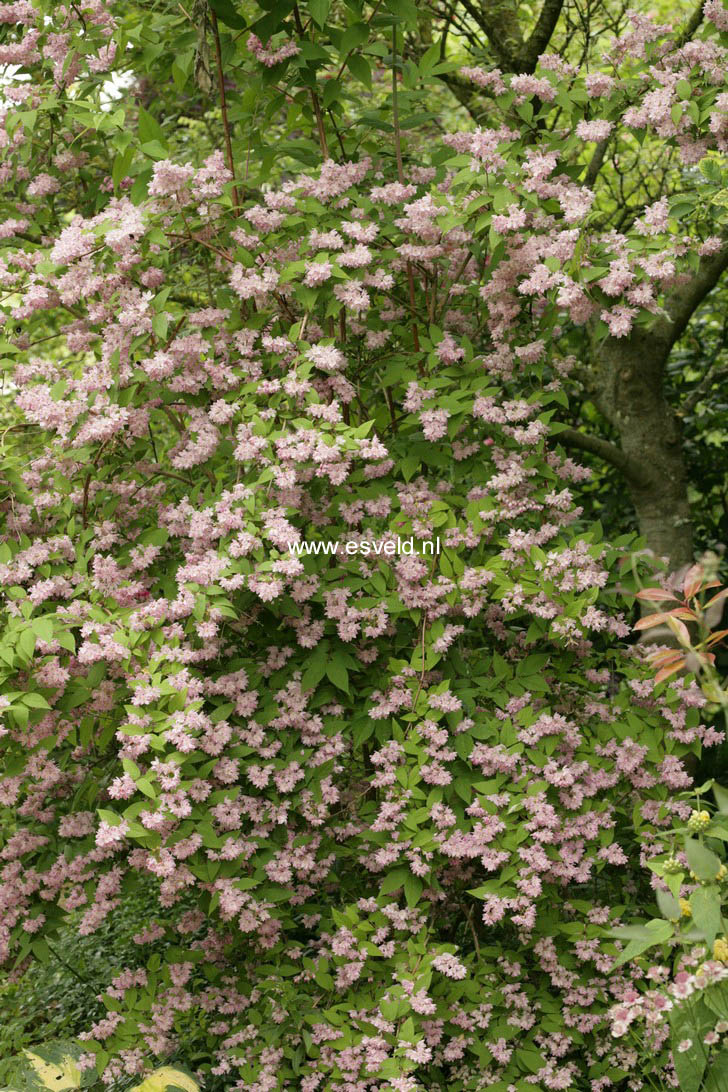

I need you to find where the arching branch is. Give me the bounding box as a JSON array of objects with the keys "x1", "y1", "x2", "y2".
[{"x1": 554, "y1": 427, "x2": 652, "y2": 487}]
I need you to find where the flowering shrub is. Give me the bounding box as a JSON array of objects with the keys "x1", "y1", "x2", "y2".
[
  {"x1": 607, "y1": 782, "x2": 728, "y2": 1090},
  {"x1": 1, "y1": 0, "x2": 728, "y2": 1089}
]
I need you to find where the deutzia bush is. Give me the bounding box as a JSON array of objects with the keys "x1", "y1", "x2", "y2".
[{"x1": 1, "y1": 1, "x2": 728, "y2": 1089}]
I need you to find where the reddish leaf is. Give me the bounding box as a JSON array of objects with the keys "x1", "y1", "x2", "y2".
[
  {"x1": 683, "y1": 563, "x2": 704, "y2": 599},
  {"x1": 668, "y1": 607, "x2": 698, "y2": 621},
  {"x1": 647, "y1": 649, "x2": 685, "y2": 667},
  {"x1": 705, "y1": 588, "x2": 728, "y2": 609},
  {"x1": 635, "y1": 587, "x2": 678, "y2": 603},
  {"x1": 634, "y1": 612, "x2": 669, "y2": 631},
  {"x1": 705, "y1": 630, "x2": 728, "y2": 648},
  {"x1": 655, "y1": 661, "x2": 686, "y2": 683},
  {"x1": 666, "y1": 616, "x2": 690, "y2": 645}
]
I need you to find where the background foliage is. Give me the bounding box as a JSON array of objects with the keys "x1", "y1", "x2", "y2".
[{"x1": 0, "y1": 0, "x2": 728, "y2": 1090}]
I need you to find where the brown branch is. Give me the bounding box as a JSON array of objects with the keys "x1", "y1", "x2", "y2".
[
  {"x1": 81, "y1": 473, "x2": 92, "y2": 528},
  {"x1": 583, "y1": 137, "x2": 610, "y2": 188},
  {"x1": 656, "y1": 241, "x2": 728, "y2": 351},
  {"x1": 457, "y1": 0, "x2": 523, "y2": 71},
  {"x1": 392, "y1": 24, "x2": 420, "y2": 354},
  {"x1": 519, "y1": 0, "x2": 565, "y2": 72},
  {"x1": 464, "y1": 901, "x2": 481, "y2": 959},
  {"x1": 169, "y1": 230, "x2": 233, "y2": 263},
  {"x1": 328, "y1": 107, "x2": 347, "y2": 158},
  {"x1": 294, "y1": 4, "x2": 329, "y2": 159},
  {"x1": 554, "y1": 427, "x2": 651, "y2": 487},
  {"x1": 209, "y1": 9, "x2": 241, "y2": 213}
]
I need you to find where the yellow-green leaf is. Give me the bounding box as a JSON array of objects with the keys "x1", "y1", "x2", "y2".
[
  {"x1": 21, "y1": 1049, "x2": 81, "y2": 1089},
  {"x1": 129, "y1": 1068, "x2": 199, "y2": 1092}
]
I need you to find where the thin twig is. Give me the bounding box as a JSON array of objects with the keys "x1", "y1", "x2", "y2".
[
  {"x1": 464, "y1": 902, "x2": 481, "y2": 959},
  {"x1": 392, "y1": 24, "x2": 420, "y2": 354},
  {"x1": 46, "y1": 940, "x2": 91, "y2": 985},
  {"x1": 294, "y1": 5, "x2": 329, "y2": 158},
  {"x1": 210, "y1": 9, "x2": 241, "y2": 213}
]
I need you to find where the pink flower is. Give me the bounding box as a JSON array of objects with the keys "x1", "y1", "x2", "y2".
[
  {"x1": 420, "y1": 408, "x2": 450, "y2": 441},
  {"x1": 247, "y1": 33, "x2": 300, "y2": 67},
  {"x1": 432, "y1": 952, "x2": 467, "y2": 979},
  {"x1": 575, "y1": 119, "x2": 613, "y2": 142}
]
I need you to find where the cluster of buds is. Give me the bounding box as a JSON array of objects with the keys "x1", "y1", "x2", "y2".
[{"x1": 687, "y1": 809, "x2": 712, "y2": 833}]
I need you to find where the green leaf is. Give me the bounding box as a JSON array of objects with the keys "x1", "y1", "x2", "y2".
[
  {"x1": 209, "y1": 0, "x2": 246, "y2": 28},
  {"x1": 705, "y1": 1047, "x2": 728, "y2": 1092},
  {"x1": 136, "y1": 778, "x2": 157, "y2": 799},
  {"x1": 171, "y1": 62, "x2": 188, "y2": 92},
  {"x1": 210, "y1": 702, "x2": 233, "y2": 723},
  {"x1": 21, "y1": 692, "x2": 51, "y2": 709},
  {"x1": 404, "y1": 872, "x2": 423, "y2": 907},
  {"x1": 340, "y1": 22, "x2": 369, "y2": 54},
  {"x1": 138, "y1": 106, "x2": 165, "y2": 147},
  {"x1": 326, "y1": 658, "x2": 349, "y2": 692},
  {"x1": 314, "y1": 968, "x2": 334, "y2": 990},
  {"x1": 690, "y1": 885, "x2": 722, "y2": 947},
  {"x1": 611, "y1": 918, "x2": 673, "y2": 966},
  {"x1": 685, "y1": 837, "x2": 721, "y2": 881},
  {"x1": 56, "y1": 631, "x2": 76, "y2": 653},
  {"x1": 30, "y1": 616, "x2": 54, "y2": 642},
  {"x1": 714, "y1": 783, "x2": 728, "y2": 814},
  {"x1": 383, "y1": 0, "x2": 419, "y2": 25},
  {"x1": 322, "y1": 78, "x2": 341, "y2": 108},
  {"x1": 252, "y1": 2, "x2": 296, "y2": 40},
  {"x1": 418, "y1": 42, "x2": 441, "y2": 76},
  {"x1": 380, "y1": 868, "x2": 408, "y2": 895},
  {"x1": 17, "y1": 629, "x2": 36, "y2": 661},
  {"x1": 704, "y1": 983, "x2": 728, "y2": 1022},
  {"x1": 141, "y1": 140, "x2": 169, "y2": 161},
  {"x1": 2, "y1": 1038, "x2": 98, "y2": 1089},
  {"x1": 301, "y1": 644, "x2": 328, "y2": 691},
  {"x1": 308, "y1": 0, "x2": 331, "y2": 29},
  {"x1": 129, "y1": 1069, "x2": 199, "y2": 1092},
  {"x1": 112, "y1": 147, "x2": 134, "y2": 187},
  {"x1": 347, "y1": 54, "x2": 372, "y2": 89},
  {"x1": 656, "y1": 888, "x2": 680, "y2": 921},
  {"x1": 670, "y1": 999, "x2": 713, "y2": 1092}
]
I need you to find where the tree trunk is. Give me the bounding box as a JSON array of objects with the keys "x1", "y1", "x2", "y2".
[{"x1": 593, "y1": 331, "x2": 694, "y2": 571}]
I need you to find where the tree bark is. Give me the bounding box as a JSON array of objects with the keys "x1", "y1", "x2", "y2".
[{"x1": 593, "y1": 330, "x2": 694, "y2": 569}]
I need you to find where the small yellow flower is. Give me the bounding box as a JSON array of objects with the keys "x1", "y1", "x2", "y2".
[
  {"x1": 680, "y1": 898, "x2": 692, "y2": 919},
  {"x1": 716, "y1": 864, "x2": 727, "y2": 882},
  {"x1": 714, "y1": 938, "x2": 728, "y2": 963},
  {"x1": 688, "y1": 809, "x2": 711, "y2": 833}
]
